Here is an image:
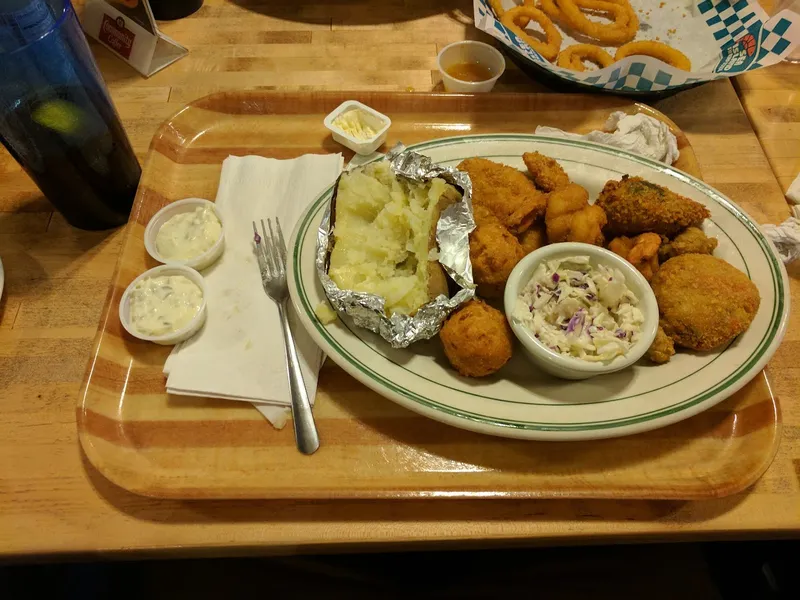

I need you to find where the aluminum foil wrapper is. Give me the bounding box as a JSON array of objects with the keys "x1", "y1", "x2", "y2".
[{"x1": 316, "y1": 144, "x2": 475, "y2": 348}]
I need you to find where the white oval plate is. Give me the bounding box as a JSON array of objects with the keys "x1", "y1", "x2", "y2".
[{"x1": 288, "y1": 135, "x2": 790, "y2": 441}]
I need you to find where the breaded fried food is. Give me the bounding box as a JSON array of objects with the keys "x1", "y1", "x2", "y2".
[
  {"x1": 440, "y1": 299, "x2": 514, "y2": 377},
  {"x1": 545, "y1": 183, "x2": 607, "y2": 246},
  {"x1": 647, "y1": 326, "x2": 675, "y2": 364},
  {"x1": 596, "y1": 175, "x2": 710, "y2": 237},
  {"x1": 470, "y1": 221, "x2": 525, "y2": 298},
  {"x1": 523, "y1": 151, "x2": 570, "y2": 192},
  {"x1": 458, "y1": 158, "x2": 547, "y2": 234},
  {"x1": 518, "y1": 224, "x2": 547, "y2": 255},
  {"x1": 608, "y1": 232, "x2": 661, "y2": 281},
  {"x1": 651, "y1": 254, "x2": 761, "y2": 352},
  {"x1": 658, "y1": 226, "x2": 719, "y2": 262}
]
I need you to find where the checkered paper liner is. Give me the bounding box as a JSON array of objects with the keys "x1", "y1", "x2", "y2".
[{"x1": 475, "y1": 1, "x2": 800, "y2": 93}]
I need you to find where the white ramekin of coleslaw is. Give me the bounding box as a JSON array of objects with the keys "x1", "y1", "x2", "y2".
[{"x1": 503, "y1": 242, "x2": 659, "y2": 380}]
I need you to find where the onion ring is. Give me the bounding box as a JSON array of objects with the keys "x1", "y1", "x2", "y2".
[
  {"x1": 489, "y1": 0, "x2": 532, "y2": 27},
  {"x1": 540, "y1": 0, "x2": 638, "y2": 45},
  {"x1": 615, "y1": 41, "x2": 692, "y2": 71},
  {"x1": 500, "y1": 6, "x2": 563, "y2": 62},
  {"x1": 556, "y1": 44, "x2": 614, "y2": 71}
]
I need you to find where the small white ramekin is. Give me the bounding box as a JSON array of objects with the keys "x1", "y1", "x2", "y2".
[
  {"x1": 503, "y1": 243, "x2": 659, "y2": 380},
  {"x1": 119, "y1": 265, "x2": 207, "y2": 346},
  {"x1": 144, "y1": 198, "x2": 225, "y2": 271},
  {"x1": 437, "y1": 41, "x2": 506, "y2": 93},
  {"x1": 324, "y1": 100, "x2": 391, "y2": 156}
]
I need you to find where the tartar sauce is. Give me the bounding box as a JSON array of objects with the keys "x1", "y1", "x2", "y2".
[
  {"x1": 332, "y1": 109, "x2": 378, "y2": 140},
  {"x1": 513, "y1": 256, "x2": 644, "y2": 362},
  {"x1": 156, "y1": 206, "x2": 222, "y2": 261},
  {"x1": 128, "y1": 275, "x2": 203, "y2": 336}
]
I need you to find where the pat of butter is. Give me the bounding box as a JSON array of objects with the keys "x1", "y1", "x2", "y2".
[{"x1": 332, "y1": 109, "x2": 379, "y2": 140}]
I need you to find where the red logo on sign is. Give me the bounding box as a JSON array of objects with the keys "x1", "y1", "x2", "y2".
[{"x1": 99, "y1": 14, "x2": 135, "y2": 59}]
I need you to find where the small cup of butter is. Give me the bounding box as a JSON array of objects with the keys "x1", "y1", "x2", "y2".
[
  {"x1": 144, "y1": 198, "x2": 225, "y2": 271},
  {"x1": 324, "y1": 100, "x2": 391, "y2": 156}
]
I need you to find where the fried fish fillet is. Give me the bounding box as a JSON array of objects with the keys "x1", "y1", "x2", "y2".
[
  {"x1": 651, "y1": 254, "x2": 760, "y2": 352},
  {"x1": 545, "y1": 183, "x2": 607, "y2": 246},
  {"x1": 458, "y1": 158, "x2": 547, "y2": 234},
  {"x1": 596, "y1": 175, "x2": 710, "y2": 237},
  {"x1": 523, "y1": 151, "x2": 571, "y2": 192}
]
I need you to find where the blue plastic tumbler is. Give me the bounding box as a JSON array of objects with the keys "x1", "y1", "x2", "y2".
[{"x1": 0, "y1": 0, "x2": 141, "y2": 230}]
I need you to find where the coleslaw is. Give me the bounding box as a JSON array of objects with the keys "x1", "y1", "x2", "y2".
[{"x1": 513, "y1": 256, "x2": 644, "y2": 362}]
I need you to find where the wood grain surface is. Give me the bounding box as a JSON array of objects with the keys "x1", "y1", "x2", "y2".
[
  {"x1": 79, "y1": 92, "x2": 782, "y2": 501},
  {"x1": 0, "y1": 0, "x2": 798, "y2": 556},
  {"x1": 734, "y1": 62, "x2": 800, "y2": 195}
]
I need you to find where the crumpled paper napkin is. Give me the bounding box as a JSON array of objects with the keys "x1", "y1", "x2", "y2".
[
  {"x1": 535, "y1": 111, "x2": 680, "y2": 165},
  {"x1": 163, "y1": 153, "x2": 343, "y2": 428},
  {"x1": 761, "y1": 173, "x2": 800, "y2": 265}
]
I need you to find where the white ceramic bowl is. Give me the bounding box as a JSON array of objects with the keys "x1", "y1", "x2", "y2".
[
  {"x1": 324, "y1": 100, "x2": 391, "y2": 156},
  {"x1": 144, "y1": 198, "x2": 225, "y2": 271},
  {"x1": 119, "y1": 265, "x2": 207, "y2": 346},
  {"x1": 437, "y1": 41, "x2": 506, "y2": 93},
  {"x1": 503, "y1": 243, "x2": 659, "y2": 380}
]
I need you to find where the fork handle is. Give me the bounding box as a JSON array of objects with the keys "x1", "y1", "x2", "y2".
[{"x1": 277, "y1": 301, "x2": 320, "y2": 455}]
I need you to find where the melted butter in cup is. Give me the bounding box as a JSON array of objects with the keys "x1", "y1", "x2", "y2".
[{"x1": 437, "y1": 41, "x2": 506, "y2": 93}]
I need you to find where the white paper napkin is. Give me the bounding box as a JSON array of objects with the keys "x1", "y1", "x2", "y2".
[
  {"x1": 535, "y1": 111, "x2": 680, "y2": 165},
  {"x1": 164, "y1": 153, "x2": 343, "y2": 427}
]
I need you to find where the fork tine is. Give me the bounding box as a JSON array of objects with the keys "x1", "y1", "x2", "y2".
[
  {"x1": 252, "y1": 221, "x2": 270, "y2": 277},
  {"x1": 257, "y1": 220, "x2": 274, "y2": 278},
  {"x1": 261, "y1": 218, "x2": 279, "y2": 277},
  {"x1": 267, "y1": 218, "x2": 285, "y2": 277},
  {"x1": 275, "y1": 217, "x2": 288, "y2": 263}
]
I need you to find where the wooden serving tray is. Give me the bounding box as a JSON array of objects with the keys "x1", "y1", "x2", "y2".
[{"x1": 78, "y1": 92, "x2": 780, "y2": 500}]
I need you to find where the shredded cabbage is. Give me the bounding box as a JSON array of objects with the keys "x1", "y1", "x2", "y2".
[{"x1": 513, "y1": 256, "x2": 644, "y2": 362}]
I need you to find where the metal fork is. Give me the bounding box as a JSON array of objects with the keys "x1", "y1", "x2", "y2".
[{"x1": 253, "y1": 217, "x2": 320, "y2": 455}]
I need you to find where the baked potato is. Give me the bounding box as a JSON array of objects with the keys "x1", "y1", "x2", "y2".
[{"x1": 328, "y1": 161, "x2": 461, "y2": 316}]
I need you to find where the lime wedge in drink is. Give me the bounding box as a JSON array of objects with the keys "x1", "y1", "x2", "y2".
[{"x1": 31, "y1": 99, "x2": 85, "y2": 135}]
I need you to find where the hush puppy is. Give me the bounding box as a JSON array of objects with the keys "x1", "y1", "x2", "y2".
[
  {"x1": 470, "y1": 220, "x2": 525, "y2": 298},
  {"x1": 440, "y1": 300, "x2": 513, "y2": 377},
  {"x1": 651, "y1": 254, "x2": 760, "y2": 352}
]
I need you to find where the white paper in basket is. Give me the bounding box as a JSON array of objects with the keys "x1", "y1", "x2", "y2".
[
  {"x1": 164, "y1": 154, "x2": 343, "y2": 428},
  {"x1": 474, "y1": 0, "x2": 800, "y2": 93}
]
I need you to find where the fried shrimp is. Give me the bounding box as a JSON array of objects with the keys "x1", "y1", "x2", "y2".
[
  {"x1": 658, "y1": 226, "x2": 718, "y2": 261},
  {"x1": 545, "y1": 183, "x2": 607, "y2": 246},
  {"x1": 523, "y1": 151, "x2": 571, "y2": 192},
  {"x1": 647, "y1": 326, "x2": 675, "y2": 364},
  {"x1": 608, "y1": 233, "x2": 661, "y2": 281}
]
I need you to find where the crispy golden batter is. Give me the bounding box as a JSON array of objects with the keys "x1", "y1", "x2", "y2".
[
  {"x1": 651, "y1": 254, "x2": 761, "y2": 352},
  {"x1": 469, "y1": 221, "x2": 526, "y2": 298},
  {"x1": 608, "y1": 232, "x2": 661, "y2": 281},
  {"x1": 647, "y1": 326, "x2": 675, "y2": 364},
  {"x1": 458, "y1": 158, "x2": 547, "y2": 234},
  {"x1": 596, "y1": 175, "x2": 710, "y2": 237},
  {"x1": 545, "y1": 183, "x2": 607, "y2": 246},
  {"x1": 440, "y1": 299, "x2": 513, "y2": 377},
  {"x1": 658, "y1": 226, "x2": 719, "y2": 262},
  {"x1": 517, "y1": 224, "x2": 548, "y2": 255},
  {"x1": 523, "y1": 151, "x2": 571, "y2": 192}
]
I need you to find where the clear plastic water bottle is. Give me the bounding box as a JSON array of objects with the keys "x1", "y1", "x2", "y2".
[{"x1": 0, "y1": 0, "x2": 141, "y2": 230}]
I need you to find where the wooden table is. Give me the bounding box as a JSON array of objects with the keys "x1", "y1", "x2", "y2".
[
  {"x1": 735, "y1": 62, "x2": 800, "y2": 195},
  {"x1": 1, "y1": 0, "x2": 798, "y2": 557}
]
